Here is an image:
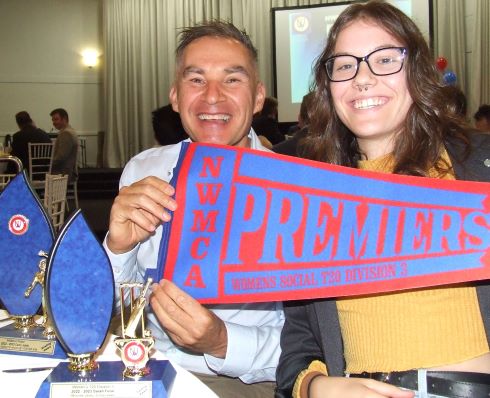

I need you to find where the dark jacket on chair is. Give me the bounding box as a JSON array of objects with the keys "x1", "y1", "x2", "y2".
[{"x1": 10, "y1": 126, "x2": 51, "y2": 173}]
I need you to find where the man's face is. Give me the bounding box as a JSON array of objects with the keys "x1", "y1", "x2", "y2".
[
  {"x1": 51, "y1": 113, "x2": 67, "y2": 130},
  {"x1": 169, "y1": 36, "x2": 265, "y2": 148},
  {"x1": 475, "y1": 118, "x2": 490, "y2": 133}
]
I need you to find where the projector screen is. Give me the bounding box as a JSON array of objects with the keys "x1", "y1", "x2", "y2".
[{"x1": 272, "y1": 0, "x2": 433, "y2": 122}]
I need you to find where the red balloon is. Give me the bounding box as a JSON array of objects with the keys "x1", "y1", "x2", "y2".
[{"x1": 436, "y1": 56, "x2": 448, "y2": 71}]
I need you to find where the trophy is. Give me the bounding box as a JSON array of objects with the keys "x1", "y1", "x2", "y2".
[
  {"x1": 0, "y1": 172, "x2": 65, "y2": 358},
  {"x1": 114, "y1": 279, "x2": 155, "y2": 378},
  {"x1": 36, "y1": 210, "x2": 176, "y2": 398}
]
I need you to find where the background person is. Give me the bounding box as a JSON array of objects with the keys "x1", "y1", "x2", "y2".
[
  {"x1": 442, "y1": 85, "x2": 467, "y2": 121},
  {"x1": 273, "y1": 91, "x2": 314, "y2": 157},
  {"x1": 276, "y1": 2, "x2": 490, "y2": 398},
  {"x1": 50, "y1": 108, "x2": 79, "y2": 181},
  {"x1": 104, "y1": 21, "x2": 284, "y2": 398},
  {"x1": 252, "y1": 96, "x2": 284, "y2": 145},
  {"x1": 9, "y1": 111, "x2": 51, "y2": 172},
  {"x1": 151, "y1": 103, "x2": 187, "y2": 146},
  {"x1": 474, "y1": 104, "x2": 490, "y2": 132}
]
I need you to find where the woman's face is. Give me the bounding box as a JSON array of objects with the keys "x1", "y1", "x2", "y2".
[{"x1": 330, "y1": 19, "x2": 413, "y2": 160}]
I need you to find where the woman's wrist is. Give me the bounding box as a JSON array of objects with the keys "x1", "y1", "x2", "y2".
[
  {"x1": 307, "y1": 373, "x2": 326, "y2": 398},
  {"x1": 299, "y1": 371, "x2": 327, "y2": 398}
]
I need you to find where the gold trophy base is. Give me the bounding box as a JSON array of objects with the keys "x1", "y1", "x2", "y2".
[
  {"x1": 0, "y1": 315, "x2": 66, "y2": 358},
  {"x1": 12, "y1": 315, "x2": 36, "y2": 332},
  {"x1": 123, "y1": 365, "x2": 151, "y2": 379},
  {"x1": 67, "y1": 352, "x2": 98, "y2": 372}
]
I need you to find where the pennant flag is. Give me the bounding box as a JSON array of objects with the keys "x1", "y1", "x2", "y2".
[{"x1": 159, "y1": 143, "x2": 490, "y2": 304}]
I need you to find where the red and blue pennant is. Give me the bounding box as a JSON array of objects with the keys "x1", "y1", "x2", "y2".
[{"x1": 154, "y1": 143, "x2": 490, "y2": 304}]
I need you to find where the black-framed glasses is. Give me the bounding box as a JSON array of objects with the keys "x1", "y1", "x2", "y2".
[{"x1": 325, "y1": 47, "x2": 407, "y2": 82}]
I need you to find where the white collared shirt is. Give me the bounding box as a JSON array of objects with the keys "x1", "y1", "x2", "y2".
[{"x1": 104, "y1": 130, "x2": 284, "y2": 383}]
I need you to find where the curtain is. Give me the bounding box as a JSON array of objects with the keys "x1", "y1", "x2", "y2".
[
  {"x1": 103, "y1": 0, "x2": 333, "y2": 168},
  {"x1": 104, "y1": 0, "x2": 176, "y2": 167},
  {"x1": 433, "y1": 0, "x2": 466, "y2": 92},
  {"x1": 105, "y1": 0, "x2": 485, "y2": 167},
  {"x1": 433, "y1": 0, "x2": 490, "y2": 120},
  {"x1": 467, "y1": 0, "x2": 490, "y2": 117}
]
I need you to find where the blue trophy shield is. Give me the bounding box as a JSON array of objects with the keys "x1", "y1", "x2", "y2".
[
  {"x1": 0, "y1": 172, "x2": 65, "y2": 357},
  {"x1": 36, "y1": 210, "x2": 175, "y2": 397}
]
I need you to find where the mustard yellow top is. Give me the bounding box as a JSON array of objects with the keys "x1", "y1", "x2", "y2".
[{"x1": 293, "y1": 151, "x2": 489, "y2": 396}]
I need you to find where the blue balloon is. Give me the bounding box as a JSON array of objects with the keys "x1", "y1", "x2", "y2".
[{"x1": 443, "y1": 70, "x2": 457, "y2": 85}]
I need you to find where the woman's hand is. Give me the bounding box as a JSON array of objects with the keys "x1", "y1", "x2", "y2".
[{"x1": 308, "y1": 375, "x2": 415, "y2": 398}]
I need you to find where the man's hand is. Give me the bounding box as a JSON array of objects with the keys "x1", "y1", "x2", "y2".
[
  {"x1": 150, "y1": 280, "x2": 228, "y2": 358},
  {"x1": 309, "y1": 376, "x2": 415, "y2": 398},
  {"x1": 107, "y1": 176, "x2": 177, "y2": 254}
]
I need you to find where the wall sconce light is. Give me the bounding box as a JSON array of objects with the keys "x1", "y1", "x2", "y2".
[{"x1": 81, "y1": 49, "x2": 99, "y2": 68}]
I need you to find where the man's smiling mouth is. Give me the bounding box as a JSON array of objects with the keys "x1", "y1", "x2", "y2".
[{"x1": 198, "y1": 113, "x2": 230, "y2": 122}]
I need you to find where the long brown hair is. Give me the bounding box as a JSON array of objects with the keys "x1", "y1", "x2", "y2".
[{"x1": 302, "y1": 0, "x2": 469, "y2": 176}]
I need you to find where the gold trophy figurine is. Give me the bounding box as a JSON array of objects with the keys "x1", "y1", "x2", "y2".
[
  {"x1": 114, "y1": 278, "x2": 155, "y2": 379},
  {"x1": 19, "y1": 250, "x2": 55, "y2": 337}
]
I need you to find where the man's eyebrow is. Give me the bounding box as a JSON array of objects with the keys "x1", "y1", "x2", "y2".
[
  {"x1": 182, "y1": 66, "x2": 204, "y2": 76},
  {"x1": 181, "y1": 65, "x2": 251, "y2": 77},
  {"x1": 224, "y1": 65, "x2": 250, "y2": 77}
]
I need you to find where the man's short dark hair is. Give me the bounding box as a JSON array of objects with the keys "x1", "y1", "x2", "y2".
[
  {"x1": 15, "y1": 111, "x2": 33, "y2": 127},
  {"x1": 474, "y1": 104, "x2": 490, "y2": 121},
  {"x1": 152, "y1": 104, "x2": 187, "y2": 146},
  {"x1": 299, "y1": 92, "x2": 315, "y2": 126},
  {"x1": 175, "y1": 20, "x2": 258, "y2": 68},
  {"x1": 443, "y1": 85, "x2": 467, "y2": 118},
  {"x1": 50, "y1": 108, "x2": 69, "y2": 121},
  {"x1": 260, "y1": 97, "x2": 278, "y2": 118}
]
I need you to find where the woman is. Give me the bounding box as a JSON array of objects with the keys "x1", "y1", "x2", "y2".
[{"x1": 275, "y1": 1, "x2": 490, "y2": 398}]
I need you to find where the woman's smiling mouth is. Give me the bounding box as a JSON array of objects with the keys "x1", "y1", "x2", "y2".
[{"x1": 353, "y1": 97, "x2": 388, "y2": 110}]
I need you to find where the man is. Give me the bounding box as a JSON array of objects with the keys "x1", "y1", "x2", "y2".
[
  {"x1": 10, "y1": 111, "x2": 51, "y2": 172},
  {"x1": 474, "y1": 104, "x2": 490, "y2": 133},
  {"x1": 252, "y1": 96, "x2": 284, "y2": 145},
  {"x1": 49, "y1": 108, "x2": 78, "y2": 181},
  {"x1": 152, "y1": 104, "x2": 187, "y2": 146},
  {"x1": 273, "y1": 91, "x2": 314, "y2": 157},
  {"x1": 104, "y1": 21, "x2": 284, "y2": 398}
]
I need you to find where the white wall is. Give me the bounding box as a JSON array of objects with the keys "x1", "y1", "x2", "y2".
[{"x1": 0, "y1": 0, "x2": 102, "y2": 167}]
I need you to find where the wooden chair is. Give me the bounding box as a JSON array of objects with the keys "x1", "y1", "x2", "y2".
[
  {"x1": 40, "y1": 139, "x2": 79, "y2": 210},
  {"x1": 0, "y1": 155, "x2": 23, "y2": 191},
  {"x1": 0, "y1": 173, "x2": 16, "y2": 191},
  {"x1": 28, "y1": 142, "x2": 54, "y2": 193},
  {"x1": 44, "y1": 174, "x2": 68, "y2": 231}
]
